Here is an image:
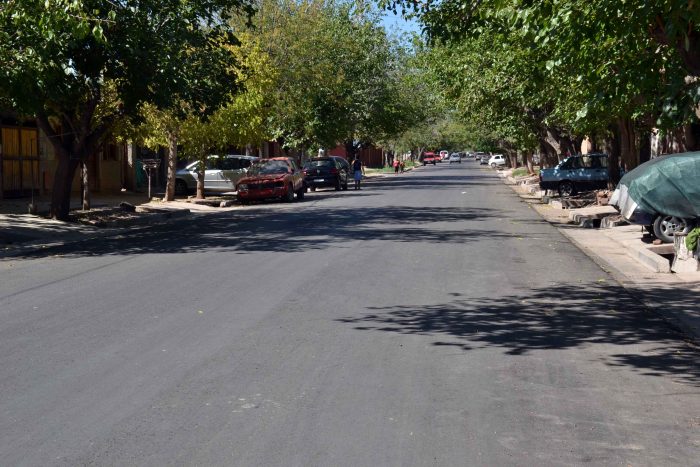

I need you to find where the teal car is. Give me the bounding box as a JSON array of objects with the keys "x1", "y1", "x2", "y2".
[{"x1": 539, "y1": 153, "x2": 609, "y2": 197}]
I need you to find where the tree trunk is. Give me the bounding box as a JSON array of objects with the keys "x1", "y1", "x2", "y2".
[
  {"x1": 605, "y1": 122, "x2": 621, "y2": 188},
  {"x1": 81, "y1": 160, "x2": 90, "y2": 211},
  {"x1": 344, "y1": 140, "x2": 358, "y2": 161},
  {"x1": 0, "y1": 144, "x2": 4, "y2": 200},
  {"x1": 508, "y1": 151, "x2": 517, "y2": 168},
  {"x1": 526, "y1": 151, "x2": 534, "y2": 174},
  {"x1": 539, "y1": 139, "x2": 558, "y2": 168},
  {"x1": 196, "y1": 159, "x2": 205, "y2": 199},
  {"x1": 639, "y1": 129, "x2": 651, "y2": 164},
  {"x1": 682, "y1": 123, "x2": 699, "y2": 151},
  {"x1": 617, "y1": 117, "x2": 637, "y2": 171},
  {"x1": 164, "y1": 131, "x2": 178, "y2": 201},
  {"x1": 51, "y1": 155, "x2": 80, "y2": 220}
]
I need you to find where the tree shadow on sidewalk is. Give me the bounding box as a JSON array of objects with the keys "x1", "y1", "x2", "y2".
[{"x1": 337, "y1": 283, "x2": 700, "y2": 386}]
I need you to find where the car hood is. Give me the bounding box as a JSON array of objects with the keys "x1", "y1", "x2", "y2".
[
  {"x1": 610, "y1": 152, "x2": 700, "y2": 220},
  {"x1": 238, "y1": 174, "x2": 287, "y2": 184}
]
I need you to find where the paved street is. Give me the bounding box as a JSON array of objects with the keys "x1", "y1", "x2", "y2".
[{"x1": 1, "y1": 163, "x2": 698, "y2": 466}]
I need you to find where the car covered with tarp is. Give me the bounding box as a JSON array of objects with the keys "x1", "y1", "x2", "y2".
[{"x1": 610, "y1": 152, "x2": 700, "y2": 242}]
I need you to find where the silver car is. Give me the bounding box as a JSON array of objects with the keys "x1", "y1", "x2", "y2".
[{"x1": 175, "y1": 155, "x2": 259, "y2": 195}]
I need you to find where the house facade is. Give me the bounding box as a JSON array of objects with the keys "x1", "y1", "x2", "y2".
[{"x1": 0, "y1": 114, "x2": 132, "y2": 198}]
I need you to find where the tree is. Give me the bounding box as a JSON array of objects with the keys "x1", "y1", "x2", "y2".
[
  {"x1": 0, "y1": 0, "x2": 254, "y2": 219},
  {"x1": 384, "y1": 0, "x2": 700, "y2": 169}
]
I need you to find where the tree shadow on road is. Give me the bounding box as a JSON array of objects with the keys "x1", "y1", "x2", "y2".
[
  {"x1": 337, "y1": 283, "x2": 700, "y2": 386},
  {"x1": 16, "y1": 204, "x2": 512, "y2": 258}
]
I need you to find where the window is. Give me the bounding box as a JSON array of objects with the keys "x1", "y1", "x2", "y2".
[{"x1": 220, "y1": 158, "x2": 240, "y2": 170}]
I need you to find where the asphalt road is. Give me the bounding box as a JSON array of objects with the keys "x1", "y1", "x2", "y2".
[{"x1": 2, "y1": 162, "x2": 699, "y2": 466}]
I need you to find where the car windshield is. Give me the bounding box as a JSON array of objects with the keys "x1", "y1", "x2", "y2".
[
  {"x1": 249, "y1": 160, "x2": 290, "y2": 175},
  {"x1": 304, "y1": 160, "x2": 334, "y2": 168}
]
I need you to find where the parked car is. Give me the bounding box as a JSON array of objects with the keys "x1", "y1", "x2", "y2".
[
  {"x1": 236, "y1": 157, "x2": 306, "y2": 203},
  {"x1": 479, "y1": 155, "x2": 490, "y2": 165},
  {"x1": 488, "y1": 154, "x2": 506, "y2": 168},
  {"x1": 448, "y1": 153, "x2": 462, "y2": 164},
  {"x1": 303, "y1": 157, "x2": 348, "y2": 191},
  {"x1": 329, "y1": 155, "x2": 350, "y2": 174},
  {"x1": 539, "y1": 153, "x2": 609, "y2": 197},
  {"x1": 175, "y1": 154, "x2": 258, "y2": 195},
  {"x1": 422, "y1": 152, "x2": 437, "y2": 165},
  {"x1": 475, "y1": 152, "x2": 488, "y2": 161},
  {"x1": 610, "y1": 152, "x2": 700, "y2": 243}
]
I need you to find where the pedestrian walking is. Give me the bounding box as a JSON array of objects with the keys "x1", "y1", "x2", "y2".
[
  {"x1": 400, "y1": 160, "x2": 405, "y2": 173},
  {"x1": 352, "y1": 157, "x2": 365, "y2": 190},
  {"x1": 393, "y1": 158, "x2": 400, "y2": 174}
]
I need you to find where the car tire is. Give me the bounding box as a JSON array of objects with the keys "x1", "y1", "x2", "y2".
[
  {"x1": 296, "y1": 186, "x2": 305, "y2": 200},
  {"x1": 285, "y1": 185, "x2": 294, "y2": 202},
  {"x1": 558, "y1": 181, "x2": 575, "y2": 197},
  {"x1": 335, "y1": 178, "x2": 341, "y2": 191},
  {"x1": 175, "y1": 179, "x2": 189, "y2": 196},
  {"x1": 652, "y1": 215, "x2": 691, "y2": 243},
  {"x1": 490, "y1": 163, "x2": 496, "y2": 168},
  {"x1": 343, "y1": 179, "x2": 348, "y2": 190}
]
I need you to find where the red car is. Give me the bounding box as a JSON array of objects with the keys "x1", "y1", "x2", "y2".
[
  {"x1": 236, "y1": 157, "x2": 306, "y2": 204},
  {"x1": 422, "y1": 152, "x2": 437, "y2": 165}
]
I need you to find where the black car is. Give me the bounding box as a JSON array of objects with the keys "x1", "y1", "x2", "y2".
[
  {"x1": 329, "y1": 155, "x2": 350, "y2": 174},
  {"x1": 302, "y1": 157, "x2": 348, "y2": 191}
]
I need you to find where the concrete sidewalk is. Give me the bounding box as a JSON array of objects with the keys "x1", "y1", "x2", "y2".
[{"x1": 498, "y1": 170, "x2": 700, "y2": 341}]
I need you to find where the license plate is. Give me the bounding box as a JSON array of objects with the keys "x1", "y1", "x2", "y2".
[{"x1": 315, "y1": 178, "x2": 325, "y2": 182}]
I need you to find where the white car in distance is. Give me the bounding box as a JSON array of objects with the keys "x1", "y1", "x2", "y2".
[{"x1": 488, "y1": 154, "x2": 506, "y2": 168}]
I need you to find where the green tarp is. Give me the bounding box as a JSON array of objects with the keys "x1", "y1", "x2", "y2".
[{"x1": 616, "y1": 152, "x2": 700, "y2": 219}]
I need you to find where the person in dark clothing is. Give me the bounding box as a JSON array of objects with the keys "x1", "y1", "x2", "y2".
[{"x1": 352, "y1": 157, "x2": 365, "y2": 190}]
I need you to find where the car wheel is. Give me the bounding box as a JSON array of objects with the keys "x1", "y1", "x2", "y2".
[
  {"x1": 310, "y1": 186, "x2": 316, "y2": 192},
  {"x1": 490, "y1": 163, "x2": 496, "y2": 168},
  {"x1": 335, "y1": 178, "x2": 341, "y2": 191},
  {"x1": 296, "y1": 186, "x2": 305, "y2": 200},
  {"x1": 652, "y1": 215, "x2": 691, "y2": 243},
  {"x1": 343, "y1": 179, "x2": 348, "y2": 190},
  {"x1": 175, "y1": 179, "x2": 189, "y2": 196},
  {"x1": 558, "y1": 181, "x2": 575, "y2": 197},
  {"x1": 285, "y1": 185, "x2": 294, "y2": 202}
]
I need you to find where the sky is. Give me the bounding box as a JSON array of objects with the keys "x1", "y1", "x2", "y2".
[{"x1": 379, "y1": 8, "x2": 422, "y2": 38}]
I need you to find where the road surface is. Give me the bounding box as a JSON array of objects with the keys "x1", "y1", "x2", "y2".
[{"x1": 1, "y1": 162, "x2": 698, "y2": 466}]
